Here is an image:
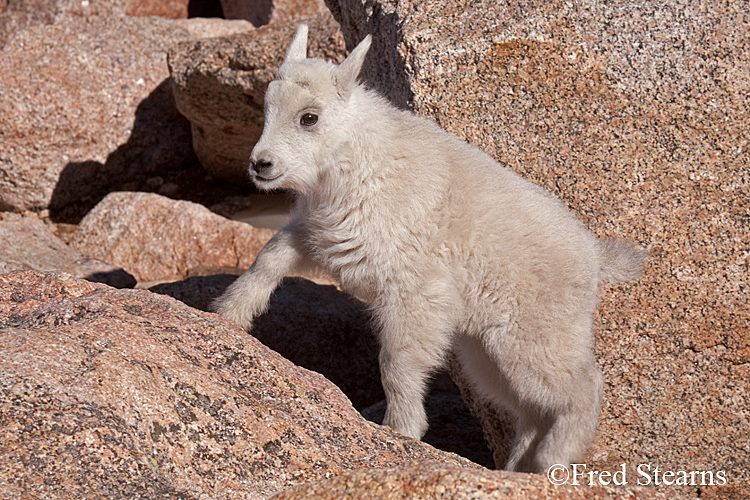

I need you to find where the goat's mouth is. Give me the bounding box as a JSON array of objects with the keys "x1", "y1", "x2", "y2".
[
  {"x1": 254, "y1": 174, "x2": 281, "y2": 182},
  {"x1": 251, "y1": 168, "x2": 282, "y2": 181},
  {"x1": 252, "y1": 172, "x2": 285, "y2": 187}
]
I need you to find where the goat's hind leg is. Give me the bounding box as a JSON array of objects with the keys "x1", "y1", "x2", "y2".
[
  {"x1": 377, "y1": 295, "x2": 456, "y2": 440},
  {"x1": 531, "y1": 363, "x2": 603, "y2": 471},
  {"x1": 504, "y1": 410, "x2": 550, "y2": 472},
  {"x1": 501, "y1": 356, "x2": 602, "y2": 472},
  {"x1": 454, "y1": 329, "x2": 602, "y2": 472},
  {"x1": 453, "y1": 333, "x2": 522, "y2": 469}
]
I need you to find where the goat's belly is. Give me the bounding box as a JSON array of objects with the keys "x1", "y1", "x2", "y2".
[
  {"x1": 318, "y1": 263, "x2": 378, "y2": 304},
  {"x1": 338, "y1": 274, "x2": 379, "y2": 304}
]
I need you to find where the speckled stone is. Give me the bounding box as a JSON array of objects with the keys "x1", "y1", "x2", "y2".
[
  {"x1": 0, "y1": 270, "x2": 478, "y2": 500},
  {"x1": 0, "y1": 213, "x2": 135, "y2": 288},
  {"x1": 326, "y1": 0, "x2": 748, "y2": 497},
  {"x1": 270, "y1": 461, "x2": 678, "y2": 499},
  {"x1": 69, "y1": 192, "x2": 276, "y2": 283},
  {"x1": 0, "y1": 4, "x2": 195, "y2": 212},
  {"x1": 0, "y1": 0, "x2": 160, "y2": 48},
  {"x1": 126, "y1": 0, "x2": 189, "y2": 19}
]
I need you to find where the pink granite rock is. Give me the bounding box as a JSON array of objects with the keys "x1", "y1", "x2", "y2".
[
  {"x1": 0, "y1": 213, "x2": 135, "y2": 288},
  {"x1": 152, "y1": 275, "x2": 386, "y2": 410},
  {"x1": 69, "y1": 192, "x2": 277, "y2": 283},
  {"x1": 326, "y1": 1, "x2": 749, "y2": 497},
  {"x1": 0, "y1": 0, "x2": 189, "y2": 33},
  {"x1": 0, "y1": 5, "x2": 195, "y2": 212},
  {"x1": 270, "y1": 461, "x2": 677, "y2": 500},
  {"x1": 0, "y1": 270, "x2": 477, "y2": 499},
  {"x1": 176, "y1": 17, "x2": 255, "y2": 40},
  {"x1": 0, "y1": 0, "x2": 67, "y2": 48},
  {"x1": 0, "y1": 1, "x2": 255, "y2": 215},
  {"x1": 168, "y1": 12, "x2": 346, "y2": 182},
  {"x1": 126, "y1": 0, "x2": 189, "y2": 19}
]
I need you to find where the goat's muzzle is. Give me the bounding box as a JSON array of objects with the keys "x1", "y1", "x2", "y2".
[{"x1": 250, "y1": 158, "x2": 273, "y2": 178}]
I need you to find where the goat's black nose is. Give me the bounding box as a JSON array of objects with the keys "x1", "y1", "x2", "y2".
[{"x1": 251, "y1": 158, "x2": 273, "y2": 176}]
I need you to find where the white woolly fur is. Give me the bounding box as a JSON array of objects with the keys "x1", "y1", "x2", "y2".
[{"x1": 214, "y1": 24, "x2": 646, "y2": 472}]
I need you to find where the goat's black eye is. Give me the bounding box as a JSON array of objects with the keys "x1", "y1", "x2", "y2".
[{"x1": 300, "y1": 113, "x2": 318, "y2": 126}]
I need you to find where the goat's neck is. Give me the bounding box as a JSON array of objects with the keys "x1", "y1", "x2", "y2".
[{"x1": 308, "y1": 108, "x2": 393, "y2": 213}]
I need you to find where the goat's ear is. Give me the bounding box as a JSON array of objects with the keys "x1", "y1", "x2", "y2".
[
  {"x1": 285, "y1": 24, "x2": 309, "y2": 62},
  {"x1": 332, "y1": 34, "x2": 372, "y2": 97}
]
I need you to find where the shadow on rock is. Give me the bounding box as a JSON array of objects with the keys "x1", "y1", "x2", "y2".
[
  {"x1": 151, "y1": 273, "x2": 499, "y2": 468},
  {"x1": 85, "y1": 269, "x2": 137, "y2": 289},
  {"x1": 362, "y1": 396, "x2": 496, "y2": 469},
  {"x1": 49, "y1": 78, "x2": 197, "y2": 222},
  {"x1": 151, "y1": 275, "x2": 384, "y2": 410},
  {"x1": 324, "y1": 1, "x2": 412, "y2": 109}
]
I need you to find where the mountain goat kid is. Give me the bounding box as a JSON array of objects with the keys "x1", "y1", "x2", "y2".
[{"x1": 214, "y1": 24, "x2": 645, "y2": 473}]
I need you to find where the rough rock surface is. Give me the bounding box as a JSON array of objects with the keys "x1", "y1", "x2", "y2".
[
  {"x1": 70, "y1": 192, "x2": 276, "y2": 283},
  {"x1": 325, "y1": 0, "x2": 749, "y2": 497},
  {"x1": 125, "y1": 0, "x2": 189, "y2": 19},
  {"x1": 0, "y1": 0, "x2": 189, "y2": 48},
  {"x1": 0, "y1": 0, "x2": 257, "y2": 214},
  {"x1": 168, "y1": 12, "x2": 347, "y2": 182},
  {"x1": 0, "y1": 270, "x2": 478, "y2": 500},
  {"x1": 0, "y1": 3, "x2": 196, "y2": 212},
  {"x1": 0, "y1": 213, "x2": 135, "y2": 288},
  {"x1": 151, "y1": 274, "x2": 497, "y2": 467},
  {"x1": 176, "y1": 17, "x2": 255, "y2": 39},
  {"x1": 270, "y1": 461, "x2": 675, "y2": 500},
  {"x1": 152, "y1": 275, "x2": 384, "y2": 410},
  {"x1": 0, "y1": 0, "x2": 189, "y2": 36},
  {"x1": 220, "y1": 0, "x2": 329, "y2": 27}
]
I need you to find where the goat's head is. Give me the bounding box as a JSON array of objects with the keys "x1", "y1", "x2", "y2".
[{"x1": 248, "y1": 24, "x2": 372, "y2": 192}]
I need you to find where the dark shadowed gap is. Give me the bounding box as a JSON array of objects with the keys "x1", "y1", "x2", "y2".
[
  {"x1": 188, "y1": 0, "x2": 224, "y2": 18},
  {"x1": 324, "y1": 0, "x2": 414, "y2": 109},
  {"x1": 188, "y1": 0, "x2": 274, "y2": 26},
  {"x1": 49, "y1": 79, "x2": 252, "y2": 224},
  {"x1": 240, "y1": 0, "x2": 274, "y2": 27}
]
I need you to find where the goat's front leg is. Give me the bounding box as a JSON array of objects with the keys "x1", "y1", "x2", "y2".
[
  {"x1": 213, "y1": 227, "x2": 306, "y2": 330},
  {"x1": 377, "y1": 292, "x2": 456, "y2": 440}
]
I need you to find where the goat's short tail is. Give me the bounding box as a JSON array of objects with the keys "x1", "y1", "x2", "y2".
[{"x1": 598, "y1": 238, "x2": 647, "y2": 283}]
